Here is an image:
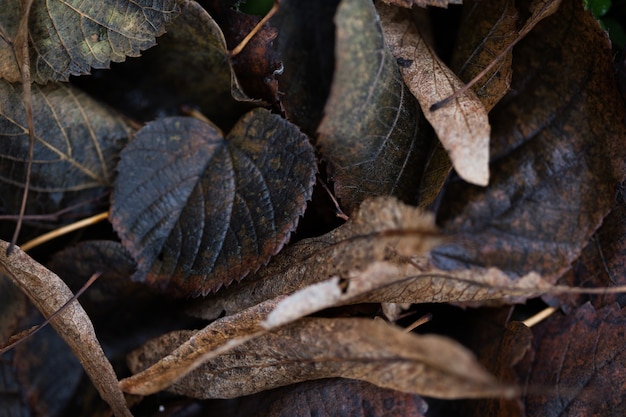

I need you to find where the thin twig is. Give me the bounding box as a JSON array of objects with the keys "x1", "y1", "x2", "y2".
[
  {"x1": 229, "y1": 0, "x2": 280, "y2": 58},
  {"x1": 20, "y1": 211, "x2": 109, "y2": 251}
]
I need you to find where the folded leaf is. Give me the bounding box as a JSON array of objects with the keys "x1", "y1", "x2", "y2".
[{"x1": 127, "y1": 317, "x2": 517, "y2": 400}]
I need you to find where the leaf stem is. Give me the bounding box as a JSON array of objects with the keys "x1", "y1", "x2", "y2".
[{"x1": 20, "y1": 211, "x2": 109, "y2": 251}]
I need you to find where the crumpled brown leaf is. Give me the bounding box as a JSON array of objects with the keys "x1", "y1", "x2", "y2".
[
  {"x1": 127, "y1": 317, "x2": 517, "y2": 400},
  {"x1": 378, "y1": 1, "x2": 491, "y2": 187},
  {"x1": 0, "y1": 240, "x2": 132, "y2": 417}
]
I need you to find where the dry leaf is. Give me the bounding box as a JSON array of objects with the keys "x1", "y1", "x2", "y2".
[
  {"x1": 0, "y1": 240, "x2": 132, "y2": 417},
  {"x1": 378, "y1": 1, "x2": 491, "y2": 187},
  {"x1": 127, "y1": 317, "x2": 517, "y2": 400},
  {"x1": 380, "y1": 0, "x2": 462, "y2": 7},
  {"x1": 187, "y1": 197, "x2": 441, "y2": 320}
]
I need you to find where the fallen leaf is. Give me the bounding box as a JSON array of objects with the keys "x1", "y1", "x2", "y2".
[
  {"x1": 204, "y1": 0, "x2": 283, "y2": 108},
  {"x1": 127, "y1": 317, "x2": 517, "y2": 400},
  {"x1": 516, "y1": 303, "x2": 626, "y2": 417},
  {"x1": 433, "y1": 0, "x2": 626, "y2": 281},
  {"x1": 110, "y1": 108, "x2": 317, "y2": 295},
  {"x1": 451, "y1": 0, "x2": 518, "y2": 111},
  {"x1": 0, "y1": 0, "x2": 177, "y2": 83},
  {"x1": 269, "y1": 0, "x2": 338, "y2": 136},
  {"x1": 378, "y1": 1, "x2": 491, "y2": 187},
  {"x1": 318, "y1": 0, "x2": 432, "y2": 214},
  {"x1": 208, "y1": 378, "x2": 429, "y2": 417},
  {"x1": 187, "y1": 197, "x2": 441, "y2": 320},
  {"x1": 0, "y1": 240, "x2": 132, "y2": 417},
  {"x1": 380, "y1": 0, "x2": 461, "y2": 7},
  {"x1": 550, "y1": 188, "x2": 626, "y2": 311},
  {"x1": 0, "y1": 79, "x2": 131, "y2": 222}
]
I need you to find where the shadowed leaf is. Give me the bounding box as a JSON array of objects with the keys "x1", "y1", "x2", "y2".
[
  {"x1": 110, "y1": 108, "x2": 316, "y2": 296},
  {"x1": 318, "y1": 0, "x2": 431, "y2": 214},
  {"x1": 516, "y1": 303, "x2": 626, "y2": 417},
  {"x1": 127, "y1": 317, "x2": 516, "y2": 400},
  {"x1": 0, "y1": 79, "x2": 131, "y2": 222},
  {"x1": 432, "y1": 0, "x2": 626, "y2": 281},
  {"x1": 0, "y1": 0, "x2": 178, "y2": 83}
]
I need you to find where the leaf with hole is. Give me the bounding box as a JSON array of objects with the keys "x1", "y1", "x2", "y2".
[{"x1": 110, "y1": 108, "x2": 317, "y2": 296}]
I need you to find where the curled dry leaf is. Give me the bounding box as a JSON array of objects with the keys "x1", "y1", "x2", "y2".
[
  {"x1": 0, "y1": 240, "x2": 132, "y2": 417},
  {"x1": 110, "y1": 108, "x2": 316, "y2": 295},
  {"x1": 0, "y1": 0, "x2": 177, "y2": 83},
  {"x1": 188, "y1": 197, "x2": 442, "y2": 320},
  {"x1": 377, "y1": 1, "x2": 491, "y2": 187},
  {"x1": 127, "y1": 317, "x2": 517, "y2": 400},
  {"x1": 318, "y1": 0, "x2": 431, "y2": 214}
]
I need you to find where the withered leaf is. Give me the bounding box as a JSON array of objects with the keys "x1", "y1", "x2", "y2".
[
  {"x1": 211, "y1": 378, "x2": 429, "y2": 417},
  {"x1": 0, "y1": 0, "x2": 177, "y2": 83},
  {"x1": 378, "y1": 1, "x2": 491, "y2": 187},
  {"x1": 318, "y1": 0, "x2": 431, "y2": 214},
  {"x1": 110, "y1": 108, "x2": 316, "y2": 295},
  {"x1": 0, "y1": 79, "x2": 131, "y2": 222},
  {"x1": 0, "y1": 240, "x2": 132, "y2": 417},
  {"x1": 516, "y1": 303, "x2": 626, "y2": 417},
  {"x1": 188, "y1": 197, "x2": 441, "y2": 320},
  {"x1": 433, "y1": 0, "x2": 626, "y2": 281},
  {"x1": 127, "y1": 317, "x2": 516, "y2": 400},
  {"x1": 451, "y1": 0, "x2": 518, "y2": 111}
]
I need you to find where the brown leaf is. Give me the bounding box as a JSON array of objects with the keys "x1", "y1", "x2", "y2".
[
  {"x1": 516, "y1": 303, "x2": 626, "y2": 417},
  {"x1": 187, "y1": 197, "x2": 441, "y2": 320},
  {"x1": 210, "y1": 378, "x2": 429, "y2": 417},
  {"x1": 318, "y1": 0, "x2": 432, "y2": 214},
  {"x1": 127, "y1": 317, "x2": 517, "y2": 400},
  {"x1": 451, "y1": 0, "x2": 518, "y2": 111},
  {"x1": 378, "y1": 1, "x2": 491, "y2": 187},
  {"x1": 0, "y1": 240, "x2": 132, "y2": 417},
  {"x1": 380, "y1": 0, "x2": 461, "y2": 8},
  {"x1": 433, "y1": 0, "x2": 626, "y2": 281}
]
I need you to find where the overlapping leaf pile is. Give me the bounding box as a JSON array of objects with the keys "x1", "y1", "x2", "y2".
[{"x1": 1, "y1": 0, "x2": 626, "y2": 416}]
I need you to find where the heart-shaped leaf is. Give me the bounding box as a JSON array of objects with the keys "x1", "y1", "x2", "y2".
[{"x1": 111, "y1": 108, "x2": 316, "y2": 296}]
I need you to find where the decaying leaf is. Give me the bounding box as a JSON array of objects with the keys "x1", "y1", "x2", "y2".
[
  {"x1": 209, "y1": 378, "x2": 428, "y2": 417},
  {"x1": 188, "y1": 197, "x2": 441, "y2": 319},
  {"x1": 433, "y1": 0, "x2": 626, "y2": 281},
  {"x1": 451, "y1": 0, "x2": 518, "y2": 111},
  {"x1": 318, "y1": 0, "x2": 431, "y2": 214},
  {"x1": 110, "y1": 108, "x2": 316, "y2": 295},
  {"x1": 516, "y1": 303, "x2": 626, "y2": 416},
  {"x1": 0, "y1": 79, "x2": 131, "y2": 222},
  {"x1": 127, "y1": 317, "x2": 517, "y2": 400},
  {"x1": 380, "y1": 0, "x2": 461, "y2": 7},
  {"x1": 378, "y1": 1, "x2": 491, "y2": 187},
  {"x1": 0, "y1": 240, "x2": 132, "y2": 417},
  {"x1": 0, "y1": 0, "x2": 177, "y2": 83}
]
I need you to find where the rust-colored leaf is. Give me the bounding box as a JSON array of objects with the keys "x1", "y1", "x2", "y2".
[{"x1": 127, "y1": 318, "x2": 516, "y2": 400}]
